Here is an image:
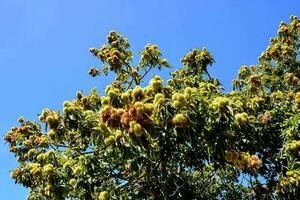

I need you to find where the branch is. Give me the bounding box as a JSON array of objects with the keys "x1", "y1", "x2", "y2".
[
  {"x1": 204, "y1": 69, "x2": 212, "y2": 80},
  {"x1": 140, "y1": 66, "x2": 153, "y2": 81}
]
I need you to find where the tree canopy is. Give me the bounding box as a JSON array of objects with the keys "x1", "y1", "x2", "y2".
[{"x1": 4, "y1": 16, "x2": 300, "y2": 199}]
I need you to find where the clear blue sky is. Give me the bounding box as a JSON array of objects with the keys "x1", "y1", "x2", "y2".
[{"x1": 0, "y1": 0, "x2": 299, "y2": 199}]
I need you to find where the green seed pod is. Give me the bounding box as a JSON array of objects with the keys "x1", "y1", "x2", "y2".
[
  {"x1": 133, "y1": 123, "x2": 143, "y2": 137},
  {"x1": 154, "y1": 93, "x2": 164, "y2": 102},
  {"x1": 63, "y1": 161, "x2": 73, "y2": 169},
  {"x1": 172, "y1": 114, "x2": 188, "y2": 126},
  {"x1": 30, "y1": 166, "x2": 41, "y2": 177},
  {"x1": 63, "y1": 101, "x2": 72, "y2": 108},
  {"x1": 37, "y1": 153, "x2": 46, "y2": 162},
  {"x1": 105, "y1": 85, "x2": 113, "y2": 94},
  {"x1": 235, "y1": 112, "x2": 248, "y2": 124},
  {"x1": 144, "y1": 103, "x2": 154, "y2": 114},
  {"x1": 172, "y1": 100, "x2": 182, "y2": 108},
  {"x1": 107, "y1": 90, "x2": 117, "y2": 98},
  {"x1": 43, "y1": 164, "x2": 54, "y2": 174},
  {"x1": 121, "y1": 92, "x2": 131, "y2": 102},
  {"x1": 207, "y1": 83, "x2": 217, "y2": 91},
  {"x1": 47, "y1": 130, "x2": 56, "y2": 140},
  {"x1": 150, "y1": 79, "x2": 162, "y2": 91},
  {"x1": 99, "y1": 122, "x2": 107, "y2": 132},
  {"x1": 76, "y1": 91, "x2": 83, "y2": 99},
  {"x1": 101, "y1": 96, "x2": 111, "y2": 105},
  {"x1": 115, "y1": 130, "x2": 123, "y2": 140},
  {"x1": 46, "y1": 113, "x2": 59, "y2": 129},
  {"x1": 22, "y1": 139, "x2": 32, "y2": 146},
  {"x1": 172, "y1": 93, "x2": 180, "y2": 101},
  {"x1": 132, "y1": 86, "x2": 143, "y2": 100},
  {"x1": 98, "y1": 191, "x2": 109, "y2": 200},
  {"x1": 177, "y1": 94, "x2": 185, "y2": 103},
  {"x1": 45, "y1": 150, "x2": 55, "y2": 158},
  {"x1": 104, "y1": 135, "x2": 115, "y2": 146},
  {"x1": 39, "y1": 115, "x2": 45, "y2": 122},
  {"x1": 18, "y1": 116, "x2": 24, "y2": 123},
  {"x1": 69, "y1": 178, "x2": 77, "y2": 186},
  {"x1": 286, "y1": 171, "x2": 294, "y2": 176},
  {"x1": 27, "y1": 149, "x2": 36, "y2": 157},
  {"x1": 144, "y1": 86, "x2": 154, "y2": 96},
  {"x1": 79, "y1": 155, "x2": 85, "y2": 162},
  {"x1": 73, "y1": 166, "x2": 83, "y2": 175},
  {"x1": 155, "y1": 97, "x2": 165, "y2": 106},
  {"x1": 134, "y1": 101, "x2": 144, "y2": 109}
]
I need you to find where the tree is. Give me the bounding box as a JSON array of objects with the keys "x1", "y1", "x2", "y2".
[{"x1": 4, "y1": 16, "x2": 300, "y2": 199}]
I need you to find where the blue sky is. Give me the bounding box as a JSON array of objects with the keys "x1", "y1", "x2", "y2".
[{"x1": 0, "y1": 0, "x2": 299, "y2": 199}]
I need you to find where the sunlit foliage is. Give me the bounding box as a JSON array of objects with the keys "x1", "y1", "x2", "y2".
[{"x1": 5, "y1": 16, "x2": 300, "y2": 199}]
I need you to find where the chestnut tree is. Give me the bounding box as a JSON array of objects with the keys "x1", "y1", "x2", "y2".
[{"x1": 4, "y1": 16, "x2": 300, "y2": 199}]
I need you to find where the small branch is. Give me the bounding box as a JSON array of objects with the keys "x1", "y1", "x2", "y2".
[
  {"x1": 204, "y1": 69, "x2": 212, "y2": 80},
  {"x1": 126, "y1": 78, "x2": 135, "y2": 90},
  {"x1": 124, "y1": 62, "x2": 141, "y2": 89},
  {"x1": 140, "y1": 66, "x2": 153, "y2": 81}
]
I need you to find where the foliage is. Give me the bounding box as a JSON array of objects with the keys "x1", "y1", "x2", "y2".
[{"x1": 4, "y1": 16, "x2": 300, "y2": 199}]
